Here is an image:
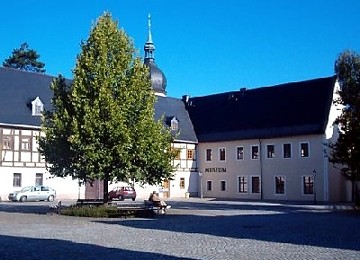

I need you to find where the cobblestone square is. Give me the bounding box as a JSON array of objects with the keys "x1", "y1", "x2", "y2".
[{"x1": 0, "y1": 198, "x2": 359, "y2": 259}]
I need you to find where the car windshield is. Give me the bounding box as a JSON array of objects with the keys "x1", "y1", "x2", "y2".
[{"x1": 20, "y1": 186, "x2": 32, "y2": 192}]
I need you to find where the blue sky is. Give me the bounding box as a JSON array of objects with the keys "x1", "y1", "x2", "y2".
[{"x1": 1, "y1": 0, "x2": 359, "y2": 98}]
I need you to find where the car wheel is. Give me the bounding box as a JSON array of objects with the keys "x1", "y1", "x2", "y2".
[
  {"x1": 48, "y1": 195, "x2": 54, "y2": 202},
  {"x1": 118, "y1": 195, "x2": 124, "y2": 201},
  {"x1": 132, "y1": 197, "x2": 136, "y2": 201},
  {"x1": 20, "y1": 196, "x2": 27, "y2": 202}
]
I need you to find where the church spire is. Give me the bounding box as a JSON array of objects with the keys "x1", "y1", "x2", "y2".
[
  {"x1": 144, "y1": 14, "x2": 155, "y2": 60},
  {"x1": 143, "y1": 14, "x2": 167, "y2": 96}
]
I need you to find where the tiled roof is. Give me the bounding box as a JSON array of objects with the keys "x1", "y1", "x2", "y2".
[
  {"x1": 155, "y1": 96, "x2": 198, "y2": 143},
  {"x1": 186, "y1": 76, "x2": 336, "y2": 142},
  {"x1": 0, "y1": 67, "x2": 54, "y2": 127},
  {"x1": 0, "y1": 67, "x2": 198, "y2": 143}
]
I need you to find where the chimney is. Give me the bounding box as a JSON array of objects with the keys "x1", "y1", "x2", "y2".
[{"x1": 182, "y1": 95, "x2": 190, "y2": 104}]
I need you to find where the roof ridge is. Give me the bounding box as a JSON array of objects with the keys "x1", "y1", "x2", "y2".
[{"x1": 0, "y1": 66, "x2": 57, "y2": 79}]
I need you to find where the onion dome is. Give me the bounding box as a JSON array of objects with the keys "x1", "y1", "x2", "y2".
[{"x1": 144, "y1": 14, "x2": 167, "y2": 96}]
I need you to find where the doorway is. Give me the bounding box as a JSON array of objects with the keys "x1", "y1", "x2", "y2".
[{"x1": 162, "y1": 179, "x2": 170, "y2": 198}]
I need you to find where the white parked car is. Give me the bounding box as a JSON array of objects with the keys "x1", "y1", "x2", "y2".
[{"x1": 8, "y1": 185, "x2": 56, "y2": 202}]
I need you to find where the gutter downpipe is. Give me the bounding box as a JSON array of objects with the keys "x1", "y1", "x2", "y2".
[
  {"x1": 323, "y1": 135, "x2": 329, "y2": 202},
  {"x1": 259, "y1": 139, "x2": 263, "y2": 200}
]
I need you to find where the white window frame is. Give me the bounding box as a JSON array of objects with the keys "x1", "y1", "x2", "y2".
[
  {"x1": 274, "y1": 176, "x2": 286, "y2": 195},
  {"x1": 3, "y1": 136, "x2": 13, "y2": 150},
  {"x1": 206, "y1": 180, "x2": 212, "y2": 191},
  {"x1": 251, "y1": 145, "x2": 259, "y2": 160},
  {"x1": 205, "y1": 148, "x2": 212, "y2": 162},
  {"x1": 31, "y1": 96, "x2": 44, "y2": 116},
  {"x1": 21, "y1": 137, "x2": 31, "y2": 151},
  {"x1": 186, "y1": 149, "x2": 195, "y2": 160},
  {"x1": 219, "y1": 147, "x2": 226, "y2": 162},
  {"x1": 302, "y1": 175, "x2": 314, "y2": 195},
  {"x1": 180, "y1": 177, "x2": 185, "y2": 189},
  {"x1": 13, "y1": 173, "x2": 22, "y2": 187},
  {"x1": 283, "y1": 143, "x2": 292, "y2": 159},
  {"x1": 238, "y1": 176, "x2": 248, "y2": 193},
  {"x1": 266, "y1": 144, "x2": 275, "y2": 159},
  {"x1": 171, "y1": 118, "x2": 179, "y2": 131},
  {"x1": 236, "y1": 146, "x2": 244, "y2": 160},
  {"x1": 220, "y1": 180, "x2": 226, "y2": 191},
  {"x1": 300, "y1": 142, "x2": 310, "y2": 158},
  {"x1": 251, "y1": 175, "x2": 261, "y2": 194}
]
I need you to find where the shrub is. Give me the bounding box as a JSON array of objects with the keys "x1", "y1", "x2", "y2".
[{"x1": 59, "y1": 205, "x2": 149, "y2": 218}]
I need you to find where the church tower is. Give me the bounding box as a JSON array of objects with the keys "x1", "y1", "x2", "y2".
[{"x1": 144, "y1": 14, "x2": 167, "y2": 96}]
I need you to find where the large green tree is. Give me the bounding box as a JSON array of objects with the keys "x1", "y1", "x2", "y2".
[
  {"x1": 3, "y1": 42, "x2": 45, "y2": 73},
  {"x1": 330, "y1": 50, "x2": 360, "y2": 205},
  {"x1": 39, "y1": 13, "x2": 175, "y2": 202}
]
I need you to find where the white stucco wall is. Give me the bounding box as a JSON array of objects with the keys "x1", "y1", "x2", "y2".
[
  {"x1": 198, "y1": 134, "x2": 335, "y2": 202},
  {"x1": 0, "y1": 167, "x2": 85, "y2": 201}
]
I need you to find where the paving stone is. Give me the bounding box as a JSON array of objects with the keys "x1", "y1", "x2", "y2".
[{"x1": 0, "y1": 199, "x2": 359, "y2": 259}]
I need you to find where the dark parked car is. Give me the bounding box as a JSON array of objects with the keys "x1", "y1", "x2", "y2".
[
  {"x1": 8, "y1": 185, "x2": 56, "y2": 202},
  {"x1": 108, "y1": 186, "x2": 136, "y2": 201}
]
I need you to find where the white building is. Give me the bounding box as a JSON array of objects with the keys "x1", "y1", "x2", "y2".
[
  {"x1": 185, "y1": 77, "x2": 349, "y2": 202},
  {"x1": 0, "y1": 68, "x2": 85, "y2": 200}
]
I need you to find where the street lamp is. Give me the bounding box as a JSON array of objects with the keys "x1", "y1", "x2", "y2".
[{"x1": 313, "y1": 169, "x2": 317, "y2": 204}]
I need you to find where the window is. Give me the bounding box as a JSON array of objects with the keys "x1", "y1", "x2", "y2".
[
  {"x1": 267, "y1": 145, "x2": 275, "y2": 158},
  {"x1": 236, "y1": 146, "x2": 244, "y2": 160},
  {"x1": 252, "y1": 176, "x2": 260, "y2": 193},
  {"x1": 251, "y1": 145, "x2": 259, "y2": 159},
  {"x1": 180, "y1": 177, "x2": 185, "y2": 189},
  {"x1": 187, "y1": 149, "x2": 195, "y2": 160},
  {"x1": 3, "y1": 136, "x2": 13, "y2": 150},
  {"x1": 21, "y1": 137, "x2": 31, "y2": 151},
  {"x1": 41, "y1": 186, "x2": 49, "y2": 191},
  {"x1": 206, "y1": 149, "x2": 212, "y2": 161},
  {"x1": 13, "y1": 173, "x2": 21, "y2": 187},
  {"x1": 171, "y1": 118, "x2": 179, "y2": 131},
  {"x1": 283, "y1": 143, "x2": 291, "y2": 158},
  {"x1": 220, "y1": 181, "x2": 226, "y2": 191},
  {"x1": 206, "y1": 180, "x2": 212, "y2": 191},
  {"x1": 275, "y1": 176, "x2": 285, "y2": 194},
  {"x1": 303, "y1": 176, "x2": 314, "y2": 194},
  {"x1": 238, "y1": 176, "x2": 247, "y2": 193},
  {"x1": 35, "y1": 173, "x2": 43, "y2": 186},
  {"x1": 172, "y1": 148, "x2": 181, "y2": 160},
  {"x1": 300, "y1": 143, "x2": 309, "y2": 157},
  {"x1": 219, "y1": 148, "x2": 226, "y2": 161},
  {"x1": 31, "y1": 97, "x2": 44, "y2": 116}
]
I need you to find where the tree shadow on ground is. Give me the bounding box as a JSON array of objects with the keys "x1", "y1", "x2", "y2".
[
  {"x1": 0, "y1": 202, "x2": 52, "y2": 214},
  {"x1": 95, "y1": 200, "x2": 360, "y2": 252},
  {"x1": 0, "y1": 234, "x2": 195, "y2": 260}
]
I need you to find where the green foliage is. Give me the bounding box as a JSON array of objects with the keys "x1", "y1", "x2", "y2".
[
  {"x1": 60, "y1": 205, "x2": 142, "y2": 218},
  {"x1": 3, "y1": 42, "x2": 45, "y2": 73},
  {"x1": 330, "y1": 50, "x2": 360, "y2": 204},
  {"x1": 39, "y1": 12, "x2": 175, "y2": 196},
  {"x1": 38, "y1": 76, "x2": 78, "y2": 178}
]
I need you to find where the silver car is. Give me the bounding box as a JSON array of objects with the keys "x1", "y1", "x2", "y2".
[{"x1": 8, "y1": 185, "x2": 56, "y2": 202}]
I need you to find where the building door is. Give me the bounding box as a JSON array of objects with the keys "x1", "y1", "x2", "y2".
[{"x1": 162, "y1": 180, "x2": 170, "y2": 198}]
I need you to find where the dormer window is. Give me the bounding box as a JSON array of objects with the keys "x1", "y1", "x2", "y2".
[
  {"x1": 166, "y1": 116, "x2": 179, "y2": 131},
  {"x1": 31, "y1": 97, "x2": 44, "y2": 116},
  {"x1": 170, "y1": 117, "x2": 179, "y2": 131}
]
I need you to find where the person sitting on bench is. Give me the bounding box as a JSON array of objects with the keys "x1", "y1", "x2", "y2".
[{"x1": 148, "y1": 191, "x2": 171, "y2": 212}]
